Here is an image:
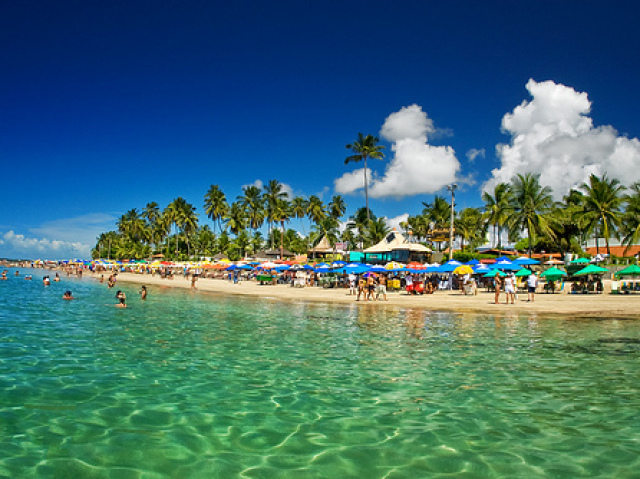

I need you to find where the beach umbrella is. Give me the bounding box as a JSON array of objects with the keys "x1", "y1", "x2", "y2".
[
  {"x1": 544, "y1": 258, "x2": 564, "y2": 265},
  {"x1": 573, "y1": 264, "x2": 609, "y2": 276},
  {"x1": 453, "y1": 265, "x2": 474, "y2": 275},
  {"x1": 331, "y1": 260, "x2": 347, "y2": 268},
  {"x1": 338, "y1": 263, "x2": 371, "y2": 274},
  {"x1": 495, "y1": 256, "x2": 512, "y2": 262},
  {"x1": 515, "y1": 268, "x2": 532, "y2": 277},
  {"x1": 473, "y1": 264, "x2": 491, "y2": 273},
  {"x1": 369, "y1": 265, "x2": 387, "y2": 273},
  {"x1": 513, "y1": 257, "x2": 540, "y2": 265},
  {"x1": 615, "y1": 264, "x2": 640, "y2": 277},
  {"x1": 484, "y1": 270, "x2": 506, "y2": 277},
  {"x1": 438, "y1": 260, "x2": 463, "y2": 273},
  {"x1": 570, "y1": 257, "x2": 590, "y2": 264},
  {"x1": 540, "y1": 267, "x2": 567, "y2": 279},
  {"x1": 465, "y1": 259, "x2": 480, "y2": 265},
  {"x1": 314, "y1": 262, "x2": 332, "y2": 273},
  {"x1": 407, "y1": 261, "x2": 425, "y2": 270},
  {"x1": 494, "y1": 260, "x2": 522, "y2": 271},
  {"x1": 385, "y1": 261, "x2": 404, "y2": 270}
]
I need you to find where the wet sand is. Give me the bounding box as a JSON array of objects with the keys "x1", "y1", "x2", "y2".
[{"x1": 108, "y1": 272, "x2": 640, "y2": 319}]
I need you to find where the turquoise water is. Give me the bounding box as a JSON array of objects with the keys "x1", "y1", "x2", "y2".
[{"x1": 1, "y1": 269, "x2": 640, "y2": 478}]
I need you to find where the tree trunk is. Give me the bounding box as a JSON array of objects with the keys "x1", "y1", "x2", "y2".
[
  {"x1": 280, "y1": 220, "x2": 285, "y2": 260},
  {"x1": 364, "y1": 156, "x2": 370, "y2": 224}
]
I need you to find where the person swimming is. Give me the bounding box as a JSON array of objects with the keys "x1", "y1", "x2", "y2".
[
  {"x1": 54, "y1": 273, "x2": 60, "y2": 282},
  {"x1": 43, "y1": 276, "x2": 51, "y2": 285},
  {"x1": 115, "y1": 290, "x2": 126, "y2": 308},
  {"x1": 62, "y1": 291, "x2": 75, "y2": 300}
]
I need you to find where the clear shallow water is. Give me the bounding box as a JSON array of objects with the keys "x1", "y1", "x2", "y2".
[{"x1": 1, "y1": 269, "x2": 640, "y2": 478}]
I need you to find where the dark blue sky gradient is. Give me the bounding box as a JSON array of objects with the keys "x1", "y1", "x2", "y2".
[{"x1": 2, "y1": 1, "x2": 639, "y2": 258}]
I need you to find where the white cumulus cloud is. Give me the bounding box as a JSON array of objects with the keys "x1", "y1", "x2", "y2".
[
  {"x1": 386, "y1": 213, "x2": 409, "y2": 232},
  {"x1": 334, "y1": 104, "x2": 461, "y2": 198},
  {"x1": 466, "y1": 148, "x2": 485, "y2": 161},
  {"x1": 483, "y1": 79, "x2": 640, "y2": 199},
  {"x1": 0, "y1": 230, "x2": 90, "y2": 260}
]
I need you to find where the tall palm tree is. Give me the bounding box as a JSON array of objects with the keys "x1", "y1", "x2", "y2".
[
  {"x1": 238, "y1": 185, "x2": 264, "y2": 247},
  {"x1": 306, "y1": 195, "x2": 326, "y2": 228},
  {"x1": 482, "y1": 183, "x2": 511, "y2": 249},
  {"x1": 345, "y1": 133, "x2": 385, "y2": 224},
  {"x1": 580, "y1": 173, "x2": 625, "y2": 256},
  {"x1": 142, "y1": 202, "x2": 160, "y2": 251},
  {"x1": 366, "y1": 217, "x2": 391, "y2": 245},
  {"x1": 506, "y1": 173, "x2": 555, "y2": 257},
  {"x1": 271, "y1": 197, "x2": 292, "y2": 259},
  {"x1": 455, "y1": 207, "x2": 486, "y2": 252},
  {"x1": 422, "y1": 196, "x2": 450, "y2": 251},
  {"x1": 622, "y1": 182, "x2": 640, "y2": 254},
  {"x1": 263, "y1": 179, "x2": 288, "y2": 249},
  {"x1": 167, "y1": 197, "x2": 198, "y2": 257},
  {"x1": 328, "y1": 195, "x2": 346, "y2": 221},
  {"x1": 204, "y1": 185, "x2": 228, "y2": 235},
  {"x1": 225, "y1": 201, "x2": 247, "y2": 237}
]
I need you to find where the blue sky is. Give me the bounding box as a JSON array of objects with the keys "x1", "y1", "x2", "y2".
[{"x1": 2, "y1": 1, "x2": 640, "y2": 259}]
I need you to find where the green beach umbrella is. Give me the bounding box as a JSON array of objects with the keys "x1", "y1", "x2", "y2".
[
  {"x1": 573, "y1": 264, "x2": 609, "y2": 276},
  {"x1": 570, "y1": 257, "x2": 590, "y2": 264},
  {"x1": 515, "y1": 268, "x2": 532, "y2": 277},
  {"x1": 540, "y1": 267, "x2": 567, "y2": 280},
  {"x1": 615, "y1": 264, "x2": 640, "y2": 277},
  {"x1": 483, "y1": 270, "x2": 506, "y2": 277}
]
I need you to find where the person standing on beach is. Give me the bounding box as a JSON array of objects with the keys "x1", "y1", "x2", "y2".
[
  {"x1": 191, "y1": 274, "x2": 198, "y2": 291},
  {"x1": 504, "y1": 273, "x2": 515, "y2": 304},
  {"x1": 493, "y1": 271, "x2": 502, "y2": 304},
  {"x1": 376, "y1": 273, "x2": 388, "y2": 301},
  {"x1": 348, "y1": 272, "x2": 356, "y2": 295},
  {"x1": 527, "y1": 272, "x2": 538, "y2": 302}
]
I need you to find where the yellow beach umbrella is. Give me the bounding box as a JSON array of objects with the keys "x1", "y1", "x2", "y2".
[
  {"x1": 385, "y1": 261, "x2": 404, "y2": 270},
  {"x1": 453, "y1": 265, "x2": 474, "y2": 275}
]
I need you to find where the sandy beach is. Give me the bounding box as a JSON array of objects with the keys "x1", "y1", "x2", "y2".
[{"x1": 107, "y1": 271, "x2": 640, "y2": 319}]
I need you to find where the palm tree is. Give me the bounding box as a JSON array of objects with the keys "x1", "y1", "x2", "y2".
[
  {"x1": 204, "y1": 185, "x2": 228, "y2": 235},
  {"x1": 422, "y1": 196, "x2": 450, "y2": 251},
  {"x1": 263, "y1": 180, "x2": 288, "y2": 249},
  {"x1": 167, "y1": 197, "x2": 198, "y2": 258},
  {"x1": 225, "y1": 201, "x2": 247, "y2": 237},
  {"x1": 271, "y1": 198, "x2": 292, "y2": 259},
  {"x1": 328, "y1": 195, "x2": 346, "y2": 221},
  {"x1": 580, "y1": 173, "x2": 625, "y2": 256},
  {"x1": 366, "y1": 217, "x2": 391, "y2": 245},
  {"x1": 622, "y1": 182, "x2": 640, "y2": 254},
  {"x1": 506, "y1": 173, "x2": 555, "y2": 257},
  {"x1": 291, "y1": 196, "x2": 309, "y2": 237},
  {"x1": 482, "y1": 183, "x2": 511, "y2": 249},
  {"x1": 142, "y1": 202, "x2": 160, "y2": 252},
  {"x1": 306, "y1": 195, "x2": 326, "y2": 228},
  {"x1": 345, "y1": 133, "x2": 385, "y2": 224},
  {"x1": 238, "y1": 185, "x2": 264, "y2": 248},
  {"x1": 455, "y1": 207, "x2": 486, "y2": 252}
]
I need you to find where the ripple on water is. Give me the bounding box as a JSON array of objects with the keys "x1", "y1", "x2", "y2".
[{"x1": 1, "y1": 270, "x2": 640, "y2": 477}]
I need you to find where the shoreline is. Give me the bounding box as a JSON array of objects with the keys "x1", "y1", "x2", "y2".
[{"x1": 106, "y1": 271, "x2": 640, "y2": 320}]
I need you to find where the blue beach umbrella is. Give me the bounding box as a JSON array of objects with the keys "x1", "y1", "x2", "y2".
[
  {"x1": 438, "y1": 260, "x2": 463, "y2": 273},
  {"x1": 495, "y1": 256, "x2": 513, "y2": 262},
  {"x1": 513, "y1": 256, "x2": 540, "y2": 265},
  {"x1": 465, "y1": 259, "x2": 480, "y2": 265},
  {"x1": 314, "y1": 264, "x2": 332, "y2": 273},
  {"x1": 494, "y1": 259, "x2": 522, "y2": 271},
  {"x1": 337, "y1": 263, "x2": 371, "y2": 274}
]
